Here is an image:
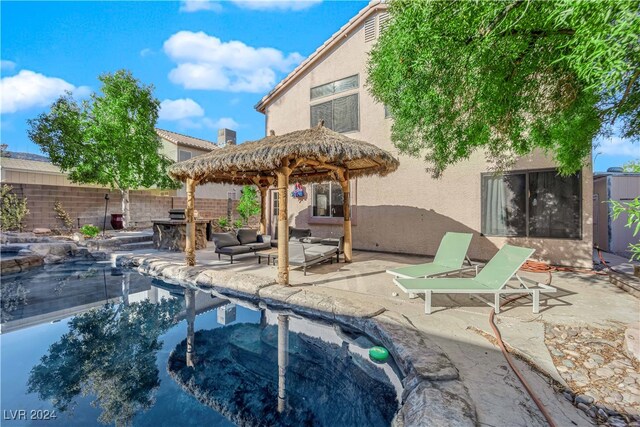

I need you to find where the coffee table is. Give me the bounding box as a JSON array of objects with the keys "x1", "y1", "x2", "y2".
[{"x1": 256, "y1": 248, "x2": 278, "y2": 265}]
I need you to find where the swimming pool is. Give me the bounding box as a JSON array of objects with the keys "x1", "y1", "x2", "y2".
[{"x1": 1, "y1": 261, "x2": 401, "y2": 426}]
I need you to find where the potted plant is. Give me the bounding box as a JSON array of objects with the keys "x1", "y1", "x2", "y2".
[{"x1": 110, "y1": 213, "x2": 124, "y2": 230}]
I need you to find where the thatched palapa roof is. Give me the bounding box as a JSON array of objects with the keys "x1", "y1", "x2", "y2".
[{"x1": 168, "y1": 124, "x2": 399, "y2": 185}]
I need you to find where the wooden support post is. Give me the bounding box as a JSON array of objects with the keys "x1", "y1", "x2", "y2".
[
  {"x1": 277, "y1": 314, "x2": 289, "y2": 413},
  {"x1": 185, "y1": 178, "x2": 197, "y2": 266},
  {"x1": 185, "y1": 288, "x2": 196, "y2": 368},
  {"x1": 276, "y1": 168, "x2": 290, "y2": 285},
  {"x1": 339, "y1": 171, "x2": 352, "y2": 263},
  {"x1": 259, "y1": 186, "x2": 267, "y2": 235}
]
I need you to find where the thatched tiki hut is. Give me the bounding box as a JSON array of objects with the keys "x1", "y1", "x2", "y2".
[{"x1": 169, "y1": 122, "x2": 399, "y2": 285}]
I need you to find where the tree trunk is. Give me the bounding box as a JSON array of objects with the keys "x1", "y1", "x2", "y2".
[{"x1": 121, "y1": 188, "x2": 131, "y2": 229}]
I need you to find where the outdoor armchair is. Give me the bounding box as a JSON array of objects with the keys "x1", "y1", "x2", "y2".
[{"x1": 394, "y1": 245, "x2": 556, "y2": 314}]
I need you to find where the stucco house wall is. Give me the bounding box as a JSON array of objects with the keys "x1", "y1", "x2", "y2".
[{"x1": 260, "y1": 5, "x2": 593, "y2": 267}]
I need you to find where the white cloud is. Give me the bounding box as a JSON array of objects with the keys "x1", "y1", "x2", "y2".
[
  {"x1": 231, "y1": 0, "x2": 321, "y2": 11},
  {"x1": 159, "y1": 98, "x2": 205, "y2": 121},
  {"x1": 595, "y1": 136, "x2": 640, "y2": 157},
  {"x1": 0, "y1": 70, "x2": 90, "y2": 114},
  {"x1": 1, "y1": 60, "x2": 16, "y2": 72},
  {"x1": 140, "y1": 48, "x2": 154, "y2": 57},
  {"x1": 163, "y1": 31, "x2": 303, "y2": 93},
  {"x1": 204, "y1": 117, "x2": 239, "y2": 129},
  {"x1": 179, "y1": 0, "x2": 223, "y2": 13},
  {"x1": 178, "y1": 116, "x2": 239, "y2": 131}
]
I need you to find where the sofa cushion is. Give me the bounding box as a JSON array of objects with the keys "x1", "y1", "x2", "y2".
[
  {"x1": 288, "y1": 242, "x2": 323, "y2": 265},
  {"x1": 216, "y1": 246, "x2": 252, "y2": 255},
  {"x1": 290, "y1": 227, "x2": 311, "y2": 239},
  {"x1": 237, "y1": 228, "x2": 258, "y2": 245},
  {"x1": 305, "y1": 245, "x2": 338, "y2": 257},
  {"x1": 211, "y1": 232, "x2": 241, "y2": 249},
  {"x1": 242, "y1": 242, "x2": 271, "y2": 251}
]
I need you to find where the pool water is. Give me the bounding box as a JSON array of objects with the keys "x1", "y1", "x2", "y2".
[{"x1": 1, "y1": 261, "x2": 401, "y2": 426}]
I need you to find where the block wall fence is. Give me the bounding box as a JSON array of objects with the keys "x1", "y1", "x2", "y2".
[{"x1": 5, "y1": 183, "x2": 239, "y2": 231}]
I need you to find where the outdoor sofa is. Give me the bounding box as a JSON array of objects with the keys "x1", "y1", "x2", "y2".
[
  {"x1": 288, "y1": 239, "x2": 343, "y2": 275},
  {"x1": 271, "y1": 227, "x2": 344, "y2": 274},
  {"x1": 211, "y1": 229, "x2": 271, "y2": 263}
]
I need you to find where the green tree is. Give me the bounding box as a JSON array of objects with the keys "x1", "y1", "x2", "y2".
[
  {"x1": 236, "y1": 185, "x2": 261, "y2": 225},
  {"x1": 623, "y1": 160, "x2": 640, "y2": 173},
  {"x1": 368, "y1": 0, "x2": 639, "y2": 177},
  {"x1": 27, "y1": 70, "x2": 179, "y2": 228},
  {"x1": 610, "y1": 197, "x2": 640, "y2": 261},
  {"x1": 0, "y1": 184, "x2": 29, "y2": 231},
  {"x1": 28, "y1": 298, "x2": 182, "y2": 425}
]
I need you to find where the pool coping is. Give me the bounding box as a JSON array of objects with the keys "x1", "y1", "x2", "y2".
[{"x1": 116, "y1": 254, "x2": 478, "y2": 426}]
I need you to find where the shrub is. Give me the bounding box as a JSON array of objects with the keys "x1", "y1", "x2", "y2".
[
  {"x1": 53, "y1": 201, "x2": 74, "y2": 231},
  {"x1": 216, "y1": 216, "x2": 230, "y2": 231},
  {"x1": 232, "y1": 219, "x2": 244, "y2": 230},
  {"x1": 80, "y1": 224, "x2": 100, "y2": 238},
  {"x1": 236, "y1": 185, "x2": 260, "y2": 225},
  {"x1": 610, "y1": 197, "x2": 640, "y2": 261},
  {"x1": 0, "y1": 184, "x2": 29, "y2": 231}
]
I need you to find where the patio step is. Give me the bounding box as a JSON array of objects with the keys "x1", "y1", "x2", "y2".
[
  {"x1": 87, "y1": 232, "x2": 153, "y2": 250},
  {"x1": 118, "y1": 241, "x2": 155, "y2": 251}
]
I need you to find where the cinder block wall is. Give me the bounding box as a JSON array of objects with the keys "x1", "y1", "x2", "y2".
[{"x1": 4, "y1": 183, "x2": 237, "y2": 231}]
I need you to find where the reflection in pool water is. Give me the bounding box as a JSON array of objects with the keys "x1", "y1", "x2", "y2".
[{"x1": 1, "y1": 261, "x2": 401, "y2": 426}]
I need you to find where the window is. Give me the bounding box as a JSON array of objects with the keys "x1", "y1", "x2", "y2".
[
  {"x1": 481, "y1": 169, "x2": 581, "y2": 239},
  {"x1": 312, "y1": 182, "x2": 346, "y2": 218},
  {"x1": 310, "y1": 75, "x2": 359, "y2": 100},
  {"x1": 310, "y1": 94, "x2": 359, "y2": 133},
  {"x1": 178, "y1": 150, "x2": 192, "y2": 162}
]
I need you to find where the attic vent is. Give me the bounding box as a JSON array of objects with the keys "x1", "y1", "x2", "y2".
[
  {"x1": 364, "y1": 17, "x2": 376, "y2": 43},
  {"x1": 378, "y1": 12, "x2": 390, "y2": 35}
]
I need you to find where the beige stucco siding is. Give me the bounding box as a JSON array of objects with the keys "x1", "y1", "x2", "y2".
[{"x1": 262, "y1": 11, "x2": 593, "y2": 267}]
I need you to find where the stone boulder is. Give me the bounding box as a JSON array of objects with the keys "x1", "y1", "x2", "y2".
[{"x1": 624, "y1": 324, "x2": 640, "y2": 363}]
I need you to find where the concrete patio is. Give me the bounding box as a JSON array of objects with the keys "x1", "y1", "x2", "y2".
[{"x1": 115, "y1": 246, "x2": 640, "y2": 426}]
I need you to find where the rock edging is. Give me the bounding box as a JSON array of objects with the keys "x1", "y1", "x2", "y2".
[{"x1": 116, "y1": 254, "x2": 478, "y2": 426}]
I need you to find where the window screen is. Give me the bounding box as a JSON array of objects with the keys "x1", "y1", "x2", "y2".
[
  {"x1": 529, "y1": 171, "x2": 581, "y2": 238},
  {"x1": 310, "y1": 94, "x2": 358, "y2": 133},
  {"x1": 310, "y1": 100, "x2": 333, "y2": 129},
  {"x1": 178, "y1": 150, "x2": 192, "y2": 162},
  {"x1": 310, "y1": 75, "x2": 359, "y2": 100}
]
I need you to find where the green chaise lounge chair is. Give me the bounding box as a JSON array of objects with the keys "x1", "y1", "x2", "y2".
[
  {"x1": 386, "y1": 232, "x2": 477, "y2": 282},
  {"x1": 394, "y1": 245, "x2": 556, "y2": 314}
]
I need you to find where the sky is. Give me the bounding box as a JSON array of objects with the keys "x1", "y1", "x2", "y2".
[{"x1": 1, "y1": 0, "x2": 637, "y2": 173}]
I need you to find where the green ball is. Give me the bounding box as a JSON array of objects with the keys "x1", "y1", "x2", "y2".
[{"x1": 369, "y1": 346, "x2": 389, "y2": 362}]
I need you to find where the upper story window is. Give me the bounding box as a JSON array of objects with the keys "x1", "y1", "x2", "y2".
[
  {"x1": 178, "y1": 149, "x2": 192, "y2": 162},
  {"x1": 481, "y1": 169, "x2": 582, "y2": 239},
  {"x1": 310, "y1": 94, "x2": 359, "y2": 133},
  {"x1": 310, "y1": 75, "x2": 359, "y2": 100}
]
